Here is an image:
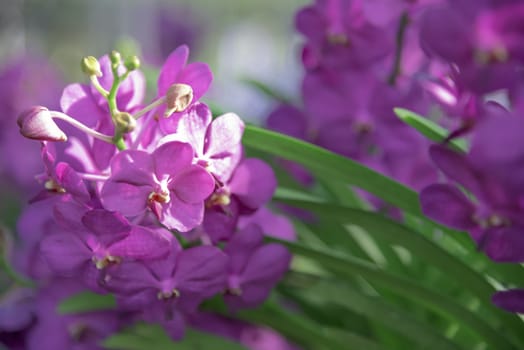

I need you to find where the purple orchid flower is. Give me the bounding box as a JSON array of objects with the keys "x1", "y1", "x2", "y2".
[
  {"x1": 158, "y1": 102, "x2": 245, "y2": 183},
  {"x1": 40, "y1": 206, "x2": 172, "y2": 289},
  {"x1": 201, "y1": 158, "x2": 277, "y2": 243},
  {"x1": 295, "y1": 0, "x2": 393, "y2": 70},
  {"x1": 100, "y1": 141, "x2": 215, "y2": 232},
  {"x1": 139, "y1": 45, "x2": 213, "y2": 145},
  {"x1": 224, "y1": 224, "x2": 291, "y2": 311},
  {"x1": 60, "y1": 54, "x2": 145, "y2": 171},
  {"x1": 238, "y1": 207, "x2": 297, "y2": 241},
  {"x1": 29, "y1": 142, "x2": 90, "y2": 203},
  {"x1": 420, "y1": 1, "x2": 524, "y2": 94},
  {"x1": 420, "y1": 124, "x2": 524, "y2": 263},
  {"x1": 492, "y1": 289, "x2": 524, "y2": 314},
  {"x1": 26, "y1": 278, "x2": 124, "y2": 350},
  {"x1": 106, "y1": 244, "x2": 228, "y2": 340}
]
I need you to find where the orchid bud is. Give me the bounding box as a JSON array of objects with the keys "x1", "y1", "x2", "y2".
[
  {"x1": 124, "y1": 55, "x2": 141, "y2": 71},
  {"x1": 81, "y1": 56, "x2": 102, "y2": 77},
  {"x1": 17, "y1": 106, "x2": 67, "y2": 142},
  {"x1": 164, "y1": 83, "x2": 193, "y2": 117},
  {"x1": 114, "y1": 111, "x2": 136, "y2": 133},
  {"x1": 110, "y1": 50, "x2": 122, "y2": 66}
]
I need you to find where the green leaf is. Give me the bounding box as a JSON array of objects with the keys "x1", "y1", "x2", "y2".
[
  {"x1": 282, "y1": 274, "x2": 466, "y2": 350},
  {"x1": 236, "y1": 300, "x2": 385, "y2": 350},
  {"x1": 270, "y1": 237, "x2": 520, "y2": 350},
  {"x1": 275, "y1": 198, "x2": 494, "y2": 296},
  {"x1": 243, "y1": 125, "x2": 420, "y2": 215},
  {"x1": 103, "y1": 324, "x2": 248, "y2": 350},
  {"x1": 57, "y1": 291, "x2": 115, "y2": 314},
  {"x1": 394, "y1": 108, "x2": 467, "y2": 152}
]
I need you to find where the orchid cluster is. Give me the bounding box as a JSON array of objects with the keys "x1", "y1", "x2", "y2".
[
  {"x1": 267, "y1": 0, "x2": 524, "y2": 315},
  {"x1": 2, "y1": 46, "x2": 294, "y2": 349}
]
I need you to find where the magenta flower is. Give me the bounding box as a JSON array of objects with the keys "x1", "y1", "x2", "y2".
[
  {"x1": 420, "y1": 119, "x2": 524, "y2": 263},
  {"x1": 40, "y1": 207, "x2": 172, "y2": 288},
  {"x1": 492, "y1": 289, "x2": 524, "y2": 314},
  {"x1": 159, "y1": 102, "x2": 245, "y2": 183},
  {"x1": 224, "y1": 224, "x2": 291, "y2": 310},
  {"x1": 60, "y1": 54, "x2": 145, "y2": 171},
  {"x1": 107, "y1": 245, "x2": 228, "y2": 340},
  {"x1": 295, "y1": 0, "x2": 393, "y2": 69},
  {"x1": 27, "y1": 279, "x2": 123, "y2": 350},
  {"x1": 101, "y1": 141, "x2": 215, "y2": 232},
  {"x1": 30, "y1": 142, "x2": 90, "y2": 203},
  {"x1": 420, "y1": 1, "x2": 524, "y2": 93},
  {"x1": 202, "y1": 158, "x2": 277, "y2": 242},
  {"x1": 140, "y1": 45, "x2": 213, "y2": 142}
]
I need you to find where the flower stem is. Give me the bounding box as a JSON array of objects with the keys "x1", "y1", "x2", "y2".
[
  {"x1": 107, "y1": 66, "x2": 129, "y2": 150},
  {"x1": 89, "y1": 75, "x2": 109, "y2": 97},
  {"x1": 387, "y1": 12, "x2": 409, "y2": 86},
  {"x1": 51, "y1": 112, "x2": 114, "y2": 144},
  {"x1": 132, "y1": 96, "x2": 166, "y2": 120}
]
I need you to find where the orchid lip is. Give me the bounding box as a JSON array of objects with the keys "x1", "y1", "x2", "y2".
[{"x1": 157, "y1": 288, "x2": 180, "y2": 300}]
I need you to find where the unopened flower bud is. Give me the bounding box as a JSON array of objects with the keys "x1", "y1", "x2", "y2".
[
  {"x1": 124, "y1": 55, "x2": 140, "y2": 71},
  {"x1": 114, "y1": 111, "x2": 136, "y2": 133},
  {"x1": 164, "y1": 83, "x2": 193, "y2": 117},
  {"x1": 17, "y1": 106, "x2": 67, "y2": 142},
  {"x1": 81, "y1": 56, "x2": 102, "y2": 77},
  {"x1": 110, "y1": 50, "x2": 122, "y2": 66}
]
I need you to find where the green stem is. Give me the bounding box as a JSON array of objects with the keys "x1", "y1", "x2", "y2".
[
  {"x1": 89, "y1": 75, "x2": 109, "y2": 97},
  {"x1": 388, "y1": 12, "x2": 409, "y2": 86},
  {"x1": 107, "y1": 66, "x2": 129, "y2": 150}
]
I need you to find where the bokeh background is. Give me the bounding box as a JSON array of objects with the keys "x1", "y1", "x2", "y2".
[{"x1": 0, "y1": 0, "x2": 309, "y2": 121}]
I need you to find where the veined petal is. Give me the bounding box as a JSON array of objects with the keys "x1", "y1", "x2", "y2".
[
  {"x1": 204, "y1": 113, "x2": 244, "y2": 159},
  {"x1": 481, "y1": 227, "x2": 524, "y2": 263},
  {"x1": 60, "y1": 83, "x2": 100, "y2": 127},
  {"x1": 174, "y1": 246, "x2": 228, "y2": 297},
  {"x1": 172, "y1": 165, "x2": 215, "y2": 204},
  {"x1": 420, "y1": 183, "x2": 477, "y2": 230},
  {"x1": 241, "y1": 244, "x2": 291, "y2": 286},
  {"x1": 100, "y1": 181, "x2": 151, "y2": 216},
  {"x1": 162, "y1": 196, "x2": 205, "y2": 232},
  {"x1": 40, "y1": 234, "x2": 90, "y2": 275},
  {"x1": 81, "y1": 209, "x2": 131, "y2": 244},
  {"x1": 172, "y1": 102, "x2": 212, "y2": 154},
  {"x1": 54, "y1": 162, "x2": 90, "y2": 202},
  {"x1": 228, "y1": 159, "x2": 277, "y2": 210},
  {"x1": 158, "y1": 45, "x2": 190, "y2": 95},
  {"x1": 429, "y1": 145, "x2": 483, "y2": 195},
  {"x1": 109, "y1": 226, "x2": 172, "y2": 260},
  {"x1": 109, "y1": 150, "x2": 154, "y2": 185},
  {"x1": 152, "y1": 141, "x2": 194, "y2": 178},
  {"x1": 178, "y1": 62, "x2": 213, "y2": 101}
]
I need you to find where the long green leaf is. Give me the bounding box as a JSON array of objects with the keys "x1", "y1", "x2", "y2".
[
  {"x1": 58, "y1": 291, "x2": 115, "y2": 314},
  {"x1": 237, "y1": 300, "x2": 385, "y2": 350},
  {"x1": 394, "y1": 108, "x2": 468, "y2": 152},
  {"x1": 244, "y1": 125, "x2": 477, "y2": 247},
  {"x1": 275, "y1": 198, "x2": 494, "y2": 296},
  {"x1": 243, "y1": 125, "x2": 421, "y2": 215},
  {"x1": 103, "y1": 324, "x2": 248, "y2": 350},
  {"x1": 270, "y1": 237, "x2": 520, "y2": 349},
  {"x1": 276, "y1": 197, "x2": 524, "y2": 344},
  {"x1": 282, "y1": 274, "x2": 465, "y2": 350}
]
